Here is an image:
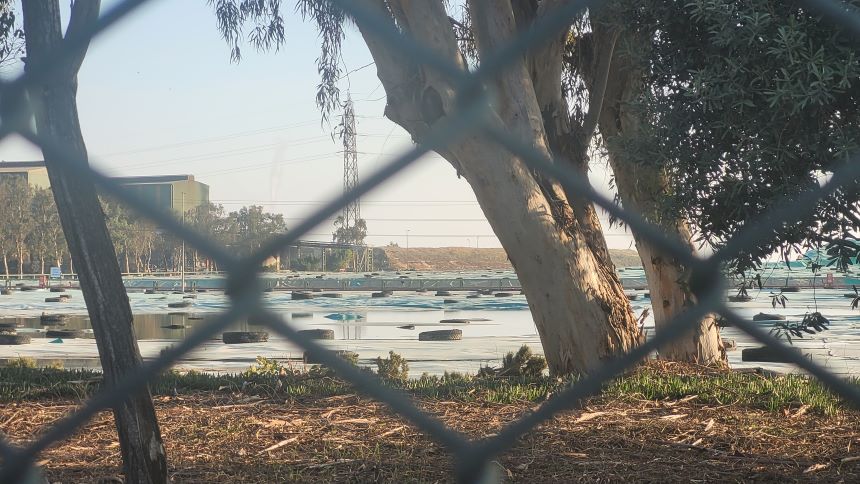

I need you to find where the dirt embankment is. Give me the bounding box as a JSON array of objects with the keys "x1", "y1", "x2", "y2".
[{"x1": 378, "y1": 246, "x2": 641, "y2": 271}]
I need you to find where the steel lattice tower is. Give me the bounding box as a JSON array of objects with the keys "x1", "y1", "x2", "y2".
[{"x1": 342, "y1": 97, "x2": 359, "y2": 231}]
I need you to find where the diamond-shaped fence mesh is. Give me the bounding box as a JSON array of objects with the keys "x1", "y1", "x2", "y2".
[{"x1": 1, "y1": 0, "x2": 859, "y2": 482}]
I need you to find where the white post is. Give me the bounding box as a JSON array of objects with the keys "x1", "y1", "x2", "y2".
[
  {"x1": 180, "y1": 193, "x2": 186, "y2": 292},
  {"x1": 406, "y1": 229, "x2": 410, "y2": 271}
]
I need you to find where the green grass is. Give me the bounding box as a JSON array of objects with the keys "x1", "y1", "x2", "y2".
[{"x1": 0, "y1": 360, "x2": 855, "y2": 415}]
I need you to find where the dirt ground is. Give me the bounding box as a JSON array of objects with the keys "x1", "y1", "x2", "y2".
[{"x1": 2, "y1": 388, "x2": 860, "y2": 483}]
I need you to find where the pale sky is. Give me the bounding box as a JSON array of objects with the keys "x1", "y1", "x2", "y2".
[{"x1": 0, "y1": 0, "x2": 636, "y2": 250}]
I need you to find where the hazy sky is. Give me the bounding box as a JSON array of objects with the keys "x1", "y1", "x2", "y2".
[{"x1": 0, "y1": 0, "x2": 636, "y2": 250}]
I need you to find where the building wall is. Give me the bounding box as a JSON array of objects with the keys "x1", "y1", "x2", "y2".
[
  {"x1": 0, "y1": 167, "x2": 50, "y2": 189},
  {"x1": 171, "y1": 180, "x2": 209, "y2": 215}
]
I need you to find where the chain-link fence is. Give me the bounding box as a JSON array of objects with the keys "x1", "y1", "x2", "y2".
[{"x1": 2, "y1": 0, "x2": 860, "y2": 482}]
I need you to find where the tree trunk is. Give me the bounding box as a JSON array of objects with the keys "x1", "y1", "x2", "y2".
[
  {"x1": 22, "y1": 1, "x2": 169, "y2": 482},
  {"x1": 354, "y1": 0, "x2": 641, "y2": 374},
  {"x1": 2, "y1": 254, "x2": 7, "y2": 277},
  {"x1": 597, "y1": 31, "x2": 725, "y2": 366}
]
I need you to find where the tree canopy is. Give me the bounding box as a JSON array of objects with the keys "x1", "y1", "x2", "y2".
[{"x1": 617, "y1": 0, "x2": 860, "y2": 273}]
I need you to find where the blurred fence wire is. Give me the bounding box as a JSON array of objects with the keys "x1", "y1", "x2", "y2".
[{"x1": 2, "y1": 0, "x2": 860, "y2": 482}]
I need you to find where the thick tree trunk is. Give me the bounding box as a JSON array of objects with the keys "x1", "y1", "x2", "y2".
[
  {"x1": 355, "y1": 0, "x2": 641, "y2": 374},
  {"x1": 597, "y1": 31, "x2": 725, "y2": 366},
  {"x1": 22, "y1": 1, "x2": 168, "y2": 482}
]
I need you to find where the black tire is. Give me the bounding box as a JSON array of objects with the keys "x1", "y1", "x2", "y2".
[
  {"x1": 222, "y1": 331, "x2": 269, "y2": 344},
  {"x1": 398, "y1": 325, "x2": 415, "y2": 330},
  {"x1": 144, "y1": 289, "x2": 157, "y2": 294},
  {"x1": 297, "y1": 329, "x2": 335, "y2": 340},
  {"x1": 20, "y1": 287, "x2": 37, "y2": 292},
  {"x1": 752, "y1": 313, "x2": 786, "y2": 322},
  {"x1": 49, "y1": 287, "x2": 66, "y2": 293},
  {"x1": 303, "y1": 350, "x2": 358, "y2": 364},
  {"x1": 321, "y1": 293, "x2": 343, "y2": 298},
  {"x1": 183, "y1": 294, "x2": 197, "y2": 299},
  {"x1": 742, "y1": 346, "x2": 801, "y2": 363},
  {"x1": 44, "y1": 297, "x2": 63, "y2": 303},
  {"x1": 728, "y1": 295, "x2": 753, "y2": 302},
  {"x1": 292, "y1": 291, "x2": 314, "y2": 300},
  {"x1": 291, "y1": 312, "x2": 313, "y2": 318},
  {"x1": 0, "y1": 333, "x2": 30, "y2": 345},
  {"x1": 443, "y1": 299, "x2": 459, "y2": 304},
  {"x1": 371, "y1": 292, "x2": 388, "y2": 298},
  {"x1": 162, "y1": 324, "x2": 186, "y2": 330},
  {"x1": 40, "y1": 314, "x2": 69, "y2": 325},
  {"x1": 439, "y1": 319, "x2": 470, "y2": 324},
  {"x1": 0, "y1": 322, "x2": 21, "y2": 330},
  {"x1": 419, "y1": 329, "x2": 462, "y2": 341},
  {"x1": 494, "y1": 292, "x2": 513, "y2": 297},
  {"x1": 167, "y1": 301, "x2": 192, "y2": 308},
  {"x1": 45, "y1": 329, "x2": 84, "y2": 339},
  {"x1": 435, "y1": 291, "x2": 451, "y2": 297},
  {"x1": 780, "y1": 286, "x2": 801, "y2": 293}
]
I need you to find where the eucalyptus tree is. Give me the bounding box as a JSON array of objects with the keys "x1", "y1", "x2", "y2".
[
  {"x1": 21, "y1": 1, "x2": 167, "y2": 481},
  {"x1": 210, "y1": 0, "x2": 645, "y2": 375}
]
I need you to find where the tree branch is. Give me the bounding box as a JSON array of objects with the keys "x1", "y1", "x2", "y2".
[
  {"x1": 580, "y1": 26, "x2": 619, "y2": 144},
  {"x1": 63, "y1": 0, "x2": 101, "y2": 78}
]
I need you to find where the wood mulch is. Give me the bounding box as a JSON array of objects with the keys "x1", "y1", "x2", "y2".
[{"x1": 2, "y1": 387, "x2": 860, "y2": 483}]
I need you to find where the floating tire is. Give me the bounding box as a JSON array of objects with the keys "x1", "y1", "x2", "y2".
[
  {"x1": 49, "y1": 287, "x2": 66, "y2": 293},
  {"x1": 321, "y1": 293, "x2": 343, "y2": 298},
  {"x1": 643, "y1": 293, "x2": 650, "y2": 299},
  {"x1": 728, "y1": 295, "x2": 753, "y2": 303},
  {"x1": 0, "y1": 322, "x2": 21, "y2": 330},
  {"x1": 292, "y1": 291, "x2": 314, "y2": 300},
  {"x1": 494, "y1": 292, "x2": 513, "y2": 297},
  {"x1": 371, "y1": 291, "x2": 389, "y2": 298},
  {"x1": 20, "y1": 287, "x2": 37, "y2": 292},
  {"x1": 398, "y1": 325, "x2": 415, "y2": 330},
  {"x1": 626, "y1": 294, "x2": 639, "y2": 301},
  {"x1": 167, "y1": 301, "x2": 192, "y2": 309},
  {"x1": 183, "y1": 294, "x2": 197, "y2": 299},
  {"x1": 752, "y1": 313, "x2": 787, "y2": 322},
  {"x1": 45, "y1": 329, "x2": 84, "y2": 339},
  {"x1": 780, "y1": 286, "x2": 801, "y2": 293},
  {"x1": 144, "y1": 289, "x2": 157, "y2": 294},
  {"x1": 44, "y1": 297, "x2": 63, "y2": 303},
  {"x1": 439, "y1": 319, "x2": 470, "y2": 324},
  {"x1": 291, "y1": 312, "x2": 313, "y2": 319},
  {"x1": 40, "y1": 314, "x2": 69, "y2": 325},
  {"x1": 467, "y1": 294, "x2": 481, "y2": 299},
  {"x1": 162, "y1": 324, "x2": 186, "y2": 330},
  {"x1": 435, "y1": 291, "x2": 451, "y2": 297},
  {"x1": 297, "y1": 329, "x2": 335, "y2": 340},
  {"x1": 419, "y1": 329, "x2": 462, "y2": 341},
  {"x1": 844, "y1": 293, "x2": 858, "y2": 298},
  {"x1": 0, "y1": 333, "x2": 30, "y2": 345},
  {"x1": 303, "y1": 350, "x2": 358, "y2": 365},
  {"x1": 742, "y1": 346, "x2": 801, "y2": 363},
  {"x1": 443, "y1": 299, "x2": 458, "y2": 304},
  {"x1": 222, "y1": 331, "x2": 269, "y2": 344}
]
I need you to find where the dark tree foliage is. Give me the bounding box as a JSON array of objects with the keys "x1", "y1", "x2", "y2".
[
  {"x1": 0, "y1": 1, "x2": 23, "y2": 67},
  {"x1": 620, "y1": 0, "x2": 860, "y2": 273}
]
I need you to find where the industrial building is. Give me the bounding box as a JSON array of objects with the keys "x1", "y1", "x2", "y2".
[{"x1": 0, "y1": 161, "x2": 209, "y2": 214}]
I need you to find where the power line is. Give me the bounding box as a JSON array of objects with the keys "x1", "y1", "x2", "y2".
[{"x1": 92, "y1": 119, "x2": 321, "y2": 158}]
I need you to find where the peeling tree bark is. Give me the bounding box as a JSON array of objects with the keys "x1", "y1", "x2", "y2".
[
  {"x1": 22, "y1": 1, "x2": 169, "y2": 481},
  {"x1": 596, "y1": 30, "x2": 726, "y2": 366},
  {"x1": 354, "y1": 0, "x2": 641, "y2": 374}
]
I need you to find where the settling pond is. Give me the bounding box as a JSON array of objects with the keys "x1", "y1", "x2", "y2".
[{"x1": 2, "y1": 276, "x2": 860, "y2": 376}]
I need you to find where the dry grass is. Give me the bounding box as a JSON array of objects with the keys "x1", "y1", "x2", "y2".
[{"x1": 2, "y1": 362, "x2": 860, "y2": 482}]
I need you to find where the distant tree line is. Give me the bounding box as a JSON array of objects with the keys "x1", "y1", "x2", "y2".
[{"x1": 0, "y1": 178, "x2": 289, "y2": 276}]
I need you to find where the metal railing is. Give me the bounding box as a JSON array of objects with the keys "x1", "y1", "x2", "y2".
[{"x1": 1, "y1": 0, "x2": 860, "y2": 482}]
